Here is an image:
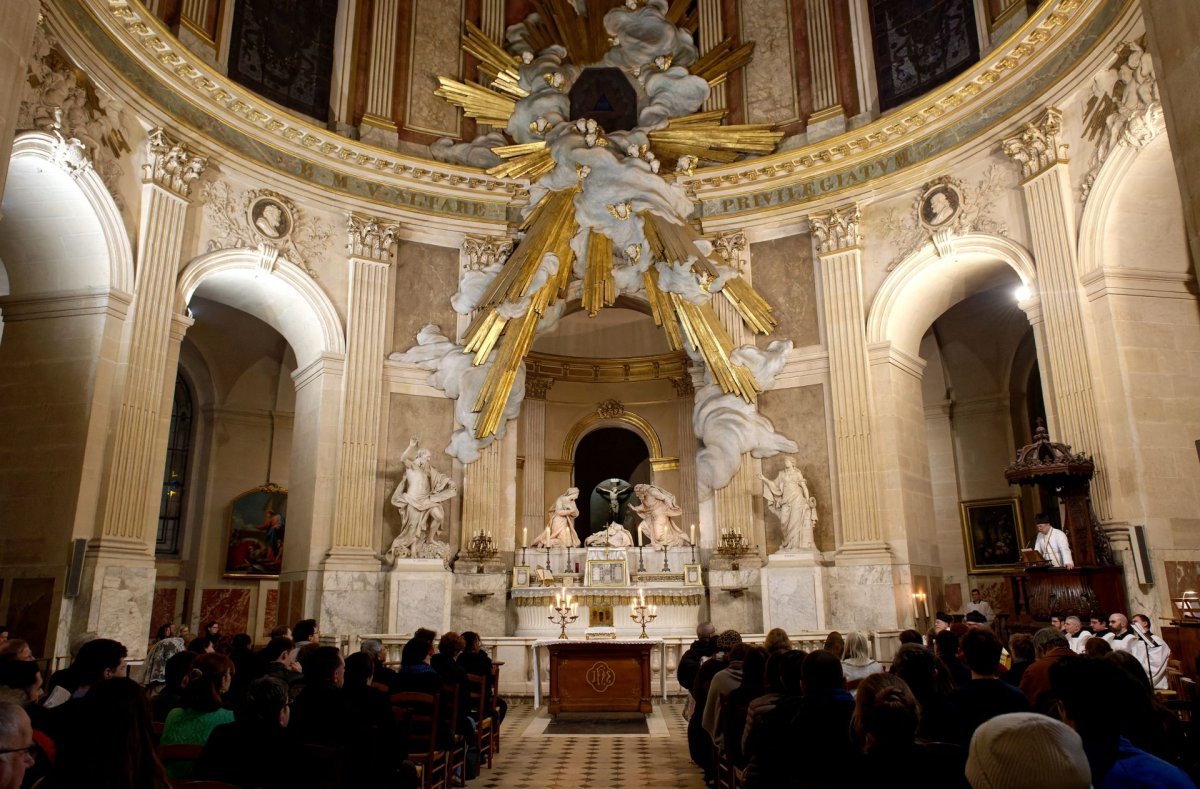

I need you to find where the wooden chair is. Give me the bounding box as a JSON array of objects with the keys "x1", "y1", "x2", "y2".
[
  {"x1": 392, "y1": 691, "x2": 449, "y2": 789},
  {"x1": 489, "y1": 664, "x2": 502, "y2": 754},
  {"x1": 442, "y1": 681, "x2": 467, "y2": 785},
  {"x1": 157, "y1": 743, "x2": 204, "y2": 777},
  {"x1": 465, "y1": 673, "x2": 495, "y2": 770}
]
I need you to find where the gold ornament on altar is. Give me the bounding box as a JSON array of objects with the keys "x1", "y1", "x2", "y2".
[{"x1": 430, "y1": 0, "x2": 785, "y2": 441}]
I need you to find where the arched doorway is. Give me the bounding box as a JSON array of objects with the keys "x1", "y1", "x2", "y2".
[{"x1": 573, "y1": 427, "x2": 651, "y2": 538}]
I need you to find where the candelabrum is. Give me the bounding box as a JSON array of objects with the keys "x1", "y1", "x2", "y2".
[
  {"x1": 463, "y1": 530, "x2": 497, "y2": 561},
  {"x1": 715, "y1": 528, "x2": 751, "y2": 556},
  {"x1": 548, "y1": 592, "x2": 579, "y2": 639},
  {"x1": 630, "y1": 599, "x2": 658, "y2": 639},
  {"x1": 660, "y1": 545, "x2": 671, "y2": 572}
]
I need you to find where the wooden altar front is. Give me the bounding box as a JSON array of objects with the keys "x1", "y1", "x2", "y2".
[{"x1": 541, "y1": 640, "x2": 656, "y2": 716}]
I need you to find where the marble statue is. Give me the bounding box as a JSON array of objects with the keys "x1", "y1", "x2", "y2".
[
  {"x1": 384, "y1": 438, "x2": 456, "y2": 562},
  {"x1": 530, "y1": 487, "x2": 582, "y2": 548},
  {"x1": 631, "y1": 483, "x2": 691, "y2": 547},
  {"x1": 759, "y1": 457, "x2": 817, "y2": 551},
  {"x1": 584, "y1": 521, "x2": 635, "y2": 548}
]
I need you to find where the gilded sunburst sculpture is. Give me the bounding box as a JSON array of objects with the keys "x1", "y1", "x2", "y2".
[{"x1": 419, "y1": 0, "x2": 787, "y2": 451}]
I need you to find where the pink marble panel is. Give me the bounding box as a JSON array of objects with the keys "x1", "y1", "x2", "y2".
[
  {"x1": 943, "y1": 583, "x2": 963, "y2": 613},
  {"x1": 264, "y1": 588, "x2": 279, "y2": 633},
  {"x1": 198, "y1": 588, "x2": 252, "y2": 639},
  {"x1": 149, "y1": 587, "x2": 178, "y2": 640}
]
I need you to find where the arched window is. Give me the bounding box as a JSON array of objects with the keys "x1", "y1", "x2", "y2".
[{"x1": 156, "y1": 374, "x2": 194, "y2": 555}]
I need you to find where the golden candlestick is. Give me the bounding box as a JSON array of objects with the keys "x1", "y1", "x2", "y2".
[
  {"x1": 548, "y1": 591, "x2": 579, "y2": 639},
  {"x1": 630, "y1": 600, "x2": 657, "y2": 639}
]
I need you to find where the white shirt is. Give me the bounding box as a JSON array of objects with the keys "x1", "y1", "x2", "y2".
[
  {"x1": 965, "y1": 600, "x2": 995, "y2": 623},
  {"x1": 1067, "y1": 630, "x2": 1092, "y2": 654},
  {"x1": 1114, "y1": 631, "x2": 1172, "y2": 688},
  {"x1": 1034, "y1": 527, "x2": 1073, "y2": 567},
  {"x1": 1110, "y1": 630, "x2": 1139, "y2": 654}
]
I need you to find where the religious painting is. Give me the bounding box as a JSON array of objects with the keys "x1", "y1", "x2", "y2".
[
  {"x1": 246, "y1": 194, "x2": 293, "y2": 241},
  {"x1": 683, "y1": 563, "x2": 703, "y2": 587},
  {"x1": 223, "y1": 483, "x2": 287, "y2": 578},
  {"x1": 918, "y1": 181, "x2": 963, "y2": 229},
  {"x1": 511, "y1": 566, "x2": 531, "y2": 588},
  {"x1": 960, "y1": 498, "x2": 1023, "y2": 573}
]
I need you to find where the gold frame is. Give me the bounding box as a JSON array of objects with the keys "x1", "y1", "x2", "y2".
[
  {"x1": 683, "y1": 563, "x2": 703, "y2": 587},
  {"x1": 222, "y1": 483, "x2": 287, "y2": 579},
  {"x1": 585, "y1": 558, "x2": 629, "y2": 588},
  {"x1": 960, "y1": 497, "x2": 1025, "y2": 574},
  {"x1": 511, "y1": 565, "x2": 531, "y2": 588}
]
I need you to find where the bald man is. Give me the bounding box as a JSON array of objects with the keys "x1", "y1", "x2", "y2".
[{"x1": 0, "y1": 702, "x2": 34, "y2": 789}]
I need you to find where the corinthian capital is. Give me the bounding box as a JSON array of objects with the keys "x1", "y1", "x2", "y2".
[
  {"x1": 1001, "y1": 107, "x2": 1068, "y2": 179},
  {"x1": 810, "y1": 204, "x2": 862, "y2": 254},
  {"x1": 347, "y1": 213, "x2": 400, "y2": 263},
  {"x1": 144, "y1": 127, "x2": 207, "y2": 197},
  {"x1": 462, "y1": 235, "x2": 512, "y2": 271}
]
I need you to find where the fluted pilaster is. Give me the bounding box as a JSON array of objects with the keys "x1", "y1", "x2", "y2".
[
  {"x1": 1002, "y1": 108, "x2": 1111, "y2": 519},
  {"x1": 362, "y1": 0, "x2": 400, "y2": 129},
  {"x1": 698, "y1": 0, "x2": 726, "y2": 111},
  {"x1": 520, "y1": 381, "x2": 551, "y2": 548}
]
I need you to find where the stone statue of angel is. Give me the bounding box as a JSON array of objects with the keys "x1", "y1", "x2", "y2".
[{"x1": 759, "y1": 457, "x2": 817, "y2": 551}]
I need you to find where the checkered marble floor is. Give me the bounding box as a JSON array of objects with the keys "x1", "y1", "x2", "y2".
[{"x1": 473, "y1": 697, "x2": 707, "y2": 789}]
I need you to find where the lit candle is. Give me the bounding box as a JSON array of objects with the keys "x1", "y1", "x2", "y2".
[
  {"x1": 571, "y1": 602, "x2": 578, "y2": 615},
  {"x1": 631, "y1": 597, "x2": 637, "y2": 609},
  {"x1": 522, "y1": 527, "x2": 527, "y2": 546},
  {"x1": 639, "y1": 587, "x2": 645, "y2": 606},
  {"x1": 690, "y1": 523, "x2": 696, "y2": 544}
]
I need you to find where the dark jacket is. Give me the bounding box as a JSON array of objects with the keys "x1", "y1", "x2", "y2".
[
  {"x1": 199, "y1": 720, "x2": 305, "y2": 788},
  {"x1": 678, "y1": 638, "x2": 717, "y2": 692},
  {"x1": 949, "y1": 677, "x2": 1031, "y2": 744}
]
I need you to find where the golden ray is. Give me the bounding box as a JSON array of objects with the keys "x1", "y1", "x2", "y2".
[
  {"x1": 434, "y1": 77, "x2": 516, "y2": 127},
  {"x1": 649, "y1": 120, "x2": 784, "y2": 164},
  {"x1": 582, "y1": 230, "x2": 615, "y2": 316},
  {"x1": 671, "y1": 295, "x2": 761, "y2": 403},
  {"x1": 642, "y1": 212, "x2": 705, "y2": 266},
  {"x1": 463, "y1": 21, "x2": 528, "y2": 100},
  {"x1": 690, "y1": 38, "x2": 756, "y2": 87},
  {"x1": 642, "y1": 267, "x2": 684, "y2": 351},
  {"x1": 486, "y1": 144, "x2": 557, "y2": 179}
]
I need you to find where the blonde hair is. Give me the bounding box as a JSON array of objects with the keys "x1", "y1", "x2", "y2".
[
  {"x1": 764, "y1": 628, "x2": 792, "y2": 652},
  {"x1": 843, "y1": 631, "x2": 872, "y2": 663}
]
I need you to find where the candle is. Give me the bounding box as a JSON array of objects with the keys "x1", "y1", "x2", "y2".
[
  {"x1": 639, "y1": 587, "x2": 645, "y2": 606},
  {"x1": 631, "y1": 597, "x2": 637, "y2": 609},
  {"x1": 522, "y1": 527, "x2": 527, "y2": 546},
  {"x1": 570, "y1": 602, "x2": 578, "y2": 615},
  {"x1": 690, "y1": 523, "x2": 696, "y2": 544}
]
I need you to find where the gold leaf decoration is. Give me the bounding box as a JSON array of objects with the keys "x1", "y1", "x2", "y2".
[
  {"x1": 582, "y1": 230, "x2": 615, "y2": 316},
  {"x1": 462, "y1": 21, "x2": 528, "y2": 99},
  {"x1": 690, "y1": 38, "x2": 756, "y2": 87},
  {"x1": 433, "y1": 77, "x2": 516, "y2": 127}
]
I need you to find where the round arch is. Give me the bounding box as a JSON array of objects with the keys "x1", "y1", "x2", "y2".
[
  {"x1": 4, "y1": 131, "x2": 134, "y2": 295},
  {"x1": 867, "y1": 233, "x2": 1037, "y2": 358},
  {"x1": 175, "y1": 248, "x2": 345, "y2": 366},
  {"x1": 561, "y1": 409, "x2": 665, "y2": 462}
]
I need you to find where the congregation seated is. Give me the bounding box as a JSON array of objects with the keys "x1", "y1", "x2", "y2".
[
  {"x1": 159, "y1": 652, "x2": 236, "y2": 778},
  {"x1": 841, "y1": 631, "x2": 885, "y2": 689},
  {"x1": 934, "y1": 630, "x2": 972, "y2": 688},
  {"x1": 717, "y1": 645, "x2": 767, "y2": 766},
  {"x1": 889, "y1": 643, "x2": 961, "y2": 745},
  {"x1": 1002, "y1": 633, "x2": 1034, "y2": 687},
  {"x1": 457, "y1": 631, "x2": 506, "y2": 724},
  {"x1": 288, "y1": 645, "x2": 351, "y2": 748},
  {"x1": 361, "y1": 637, "x2": 399, "y2": 689},
  {"x1": 949, "y1": 627, "x2": 1030, "y2": 743},
  {"x1": 197, "y1": 676, "x2": 303, "y2": 788}
]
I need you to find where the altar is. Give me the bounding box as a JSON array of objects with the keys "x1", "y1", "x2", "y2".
[{"x1": 534, "y1": 639, "x2": 661, "y2": 716}]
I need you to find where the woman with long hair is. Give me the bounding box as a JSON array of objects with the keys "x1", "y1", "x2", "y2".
[
  {"x1": 160, "y1": 652, "x2": 235, "y2": 778},
  {"x1": 852, "y1": 673, "x2": 967, "y2": 785}
]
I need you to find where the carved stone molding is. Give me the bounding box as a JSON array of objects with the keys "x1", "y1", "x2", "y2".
[
  {"x1": 200, "y1": 181, "x2": 332, "y2": 277},
  {"x1": 710, "y1": 231, "x2": 748, "y2": 274},
  {"x1": 46, "y1": 112, "x2": 92, "y2": 178},
  {"x1": 1001, "y1": 107, "x2": 1068, "y2": 180},
  {"x1": 596, "y1": 399, "x2": 624, "y2": 419},
  {"x1": 462, "y1": 235, "x2": 513, "y2": 272},
  {"x1": 525, "y1": 375, "x2": 555, "y2": 400},
  {"x1": 144, "y1": 127, "x2": 207, "y2": 197},
  {"x1": 810, "y1": 204, "x2": 862, "y2": 254},
  {"x1": 669, "y1": 375, "x2": 695, "y2": 398},
  {"x1": 346, "y1": 213, "x2": 401, "y2": 264}
]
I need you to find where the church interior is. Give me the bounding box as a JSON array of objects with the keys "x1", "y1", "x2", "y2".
[{"x1": 0, "y1": 0, "x2": 1199, "y2": 786}]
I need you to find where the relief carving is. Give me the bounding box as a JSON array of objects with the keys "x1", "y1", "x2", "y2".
[{"x1": 200, "y1": 181, "x2": 332, "y2": 277}]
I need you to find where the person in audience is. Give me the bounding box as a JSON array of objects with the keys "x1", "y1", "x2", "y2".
[
  {"x1": 1085, "y1": 637, "x2": 1113, "y2": 657},
  {"x1": 1089, "y1": 613, "x2": 1112, "y2": 640},
  {"x1": 702, "y1": 642, "x2": 747, "y2": 746},
  {"x1": 290, "y1": 619, "x2": 320, "y2": 663},
  {"x1": 889, "y1": 643, "x2": 960, "y2": 744},
  {"x1": 458, "y1": 632, "x2": 506, "y2": 724},
  {"x1": 42, "y1": 632, "x2": 97, "y2": 701},
  {"x1": 0, "y1": 660, "x2": 43, "y2": 708},
  {"x1": 0, "y1": 701, "x2": 35, "y2": 789},
  {"x1": 259, "y1": 635, "x2": 302, "y2": 693},
  {"x1": 288, "y1": 645, "x2": 349, "y2": 749},
  {"x1": 678, "y1": 622, "x2": 718, "y2": 696},
  {"x1": 361, "y1": 638, "x2": 398, "y2": 689},
  {"x1": 897, "y1": 629, "x2": 924, "y2": 646},
  {"x1": 1050, "y1": 655, "x2": 1194, "y2": 787},
  {"x1": 787, "y1": 650, "x2": 856, "y2": 786},
  {"x1": 187, "y1": 637, "x2": 214, "y2": 655},
  {"x1": 822, "y1": 631, "x2": 845, "y2": 660},
  {"x1": 741, "y1": 648, "x2": 789, "y2": 758},
  {"x1": 226, "y1": 633, "x2": 259, "y2": 705},
  {"x1": 934, "y1": 612, "x2": 952, "y2": 633},
  {"x1": 1107, "y1": 613, "x2": 1139, "y2": 654},
  {"x1": 198, "y1": 676, "x2": 301, "y2": 788},
  {"x1": 966, "y1": 588, "x2": 996, "y2": 624},
  {"x1": 0, "y1": 642, "x2": 31, "y2": 662},
  {"x1": 687, "y1": 629, "x2": 739, "y2": 782},
  {"x1": 966, "y1": 712, "x2": 1091, "y2": 789},
  {"x1": 1130, "y1": 613, "x2": 1172, "y2": 689},
  {"x1": 153, "y1": 651, "x2": 196, "y2": 723},
  {"x1": 718, "y1": 645, "x2": 767, "y2": 766},
  {"x1": 160, "y1": 653, "x2": 236, "y2": 777},
  {"x1": 1002, "y1": 633, "x2": 1034, "y2": 687},
  {"x1": 964, "y1": 610, "x2": 988, "y2": 629},
  {"x1": 44, "y1": 677, "x2": 170, "y2": 788},
  {"x1": 852, "y1": 673, "x2": 968, "y2": 785},
  {"x1": 1050, "y1": 613, "x2": 1066, "y2": 632},
  {"x1": 741, "y1": 650, "x2": 805, "y2": 788},
  {"x1": 269, "y1": 625, "x2": 291, "y2": 639},
  {"x1": 763, "y1": 628, "x2": 792, "y2": 654},
  {"x1": 841, "y1": 631, "x2": 885, "y2": 689},
  {"x1": 431, "y1": 632, "x2": 467, "y2": 686},
  {"x1": 950, "y1": 628, "x2": 1030, "y2": 743},
  {"x1": 934, "y1": 630, "x2": 970, "y2": 688},
  {"x1": 341, "y1": 651, "x2": 402, "y2": 781},
  {"x1": 202, "y1": 621, "x2": 221, "y2": 650},
  {"x1": 48, "y1": 633, "x2": 128, "y2": 737},
  {"x1": 1019, "y1": 627, "x2": 1074, "y2": 714},
  {"x1": 144, "y1": 624, "x2": 185, "y2": 688},
  {"x1": 1104, "y1": 651, "x2": 1190, "y2": 770},
  {"x1": 1063, "y1": 616, "x2": 1092, "y2": 654},
  {"x1": 393, "y1": 637, "x2": 442, "y2": 696}
]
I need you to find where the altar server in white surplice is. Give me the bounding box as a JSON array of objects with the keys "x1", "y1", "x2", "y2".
[{"x1": 1033, "y1": 513, "x2": 1074, "y2": 570}]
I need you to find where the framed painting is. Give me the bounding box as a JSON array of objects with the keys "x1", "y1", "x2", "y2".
[
  {"x1": 960, "y1": 497, "x2": 1024, "y2": 573},
  {"x1": 223, "y1": 483, "x2": 287, "y2": 578},
  {"x1": 511, "y1": 566, "x2": 530, "y2": 588},
  {"x1": 683, "y1": 563, "x2": 703, "y2": 587},
  {"x1": 586, "y1": 558, "x2": 629, "y2": 588}
]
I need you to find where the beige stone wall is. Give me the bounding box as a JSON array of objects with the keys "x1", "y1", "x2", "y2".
[
  {"x1": 756, "y1": 384, "x2": 834, "y2": 552},
  {"x1": 0, "y1": 0, "x2": 38, "y2": 202},
  {"x1": 393, "y1": 240, "x2": 459, "y2": 350},
  {"x1": 402, "y1": 0, "x2": 463, "y2": 138},
  {"x1": 751, "y1": 233, "x2": 820, "y2": 349},
  {"x1": 379, "y1": 393, "x2": 457, "y2": 547},
  {"x1": 738, "y1": 0, "x2": 801, "y2": 126}
]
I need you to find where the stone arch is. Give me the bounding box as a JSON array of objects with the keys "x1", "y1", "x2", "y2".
[
  {"x1": 175, "y1": 248, "x2": 345, "y2": 366},
  {"x1": 4, "y1": 130, "x2": 134, "y2": 295},
  {"x1": 867, "y1": 233, "x2": 1037, "y2": 357},
  {"x1": 561, "y1": 409, "x2": 665, "y2": 462}
]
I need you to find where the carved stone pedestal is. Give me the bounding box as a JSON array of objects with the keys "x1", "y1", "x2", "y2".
[
  {"x1": 450, "y1": 565, "x2": 509, "y2": 636},
  {"x1": 761, "y1": 552, "x2": 826, "y2": 632},
  {"x1": 708, "y1": 565, "x2": 763, "y2": 634},
  {"x1": 386, "y1": 560, "x2": 453, "y2": 635}
]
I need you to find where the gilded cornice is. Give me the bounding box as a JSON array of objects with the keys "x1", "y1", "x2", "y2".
[
  {"x1": 525, "y1": 352, "x2": 689, "y2": 384},
  {"x1": 51, "y1": 0, "x2": 1125, "y2": 229}
]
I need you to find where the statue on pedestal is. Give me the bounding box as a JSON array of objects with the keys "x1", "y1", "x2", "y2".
[
  {"x1": 631, "y1": 483, "x2": 691, "y2": 547},
  {"x1": 760, "y1": 457, "x2": 817, "y2": 551},
  {"x1": 384, "y1": 438, "x2": 456, "y2": 563},
  {"x1": 584, "y1": 521, "x2": 635, "y2": 547},
  {"x1": 530, "y1": 487, "x2": 582, "y2": 548}
]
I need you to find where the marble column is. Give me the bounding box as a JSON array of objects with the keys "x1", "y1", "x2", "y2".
[
  {"x1": 811, "y1": 204, "x2": 887, "y2": 558},
  {"x1": 461, "y1": 430, "x2": 518, "y2": 550},
  {"x1": 1001, "y1": 107, "x2": 1111, "y2": 519},
  {"x1": 0, "y1": 0, "x2": 39, "y2": 205},
  {"x1": 86, "y1": 128, "x2": 206, "y2": 656},
  {"x1": 672, "y1": 374, "x2": 700, "y2": 533},
  {"x1": 520, "y1": 377, "x2": 553, "y2": 550}
]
